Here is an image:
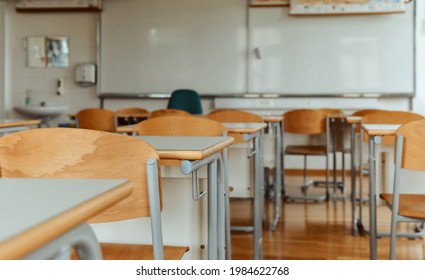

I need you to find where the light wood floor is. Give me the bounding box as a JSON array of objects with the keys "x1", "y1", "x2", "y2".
[{"x1": 230, "y1": 175, "x2": 425, "y2": 260}]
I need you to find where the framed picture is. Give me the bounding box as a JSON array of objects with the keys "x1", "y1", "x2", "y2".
[
  {"x1": 26, "y1": 36, "x2": 69, "y2": 68},
  {"x1": 250, "y1": 0, "x2": 290, "y2": 7},
  {"x1": 46, "y1": 36, "x2": 69, "y2": 68}
]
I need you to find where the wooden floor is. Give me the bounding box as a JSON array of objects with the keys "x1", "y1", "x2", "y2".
[{"x1": 230, "y1": 175, "x2": 425, "y2": 260}]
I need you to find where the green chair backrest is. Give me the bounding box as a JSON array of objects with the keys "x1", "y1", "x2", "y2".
[{"x1": 167, "y1": 89, "x2": 203, "y2": 115}]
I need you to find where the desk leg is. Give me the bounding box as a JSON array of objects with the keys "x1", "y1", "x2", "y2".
[
  {"x1": 368, "y1": 135, "x2": 379, "y2": 260},
  {"x1": 350, "y1": 123, "x2": 359, "y2": 236},
  {"x1": 217, "y1": 156, "x2": 226, "y2": 260},
  {"x1": 270, "y1": 122, "x2": 282, "y2": 231},
  {"x1": 23, "y1": 223, "x2": 102, "y2": 260},
  {"x1": 208, "y1": 158, "x2": 218, "y2": 260},
  {"x1": 254, "y1": 132, "x2": 264, "y2": 260},
  {"x1": 222, "y1": 148, "x2": 232, "y2": 259}
]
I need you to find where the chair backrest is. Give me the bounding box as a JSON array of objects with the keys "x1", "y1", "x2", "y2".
[
  {"x1": 362, "y1": 110, "x2": 424, "y2": 125},
  {"x1": 0, "y1": 128, "x2": 161, "y2": 223},
  {"x1": 116, "y1": 107, "x2": 149, "y2": 126},
  {"x1": 134, "y1": 115, "x2": 226, "y2": 136},
  {"x1": 283, "y1": 109, "x2": 328, "y2": 135},
  {"x1": 351, "y1": 109, "x2": 389, "y2": 117},
  {"x1": 167, "y1": 89, "x2": 203, "y2": 115},
  {"x1": 76, "y1": 108, "x2": 116, "y2": 132},
  {"x1": 206, "y1": 109, "x2": 263, "y2": 123},
  {"x1": 351, "y1": 109, "x2": 390, "y2": 134},
  {"x1": 396, "y1": 119, "x2": 425, "y2": 171},
  {"x1": 361, "y1": 110, "x2": 424, "y2": 145},
  {"x1": 116, "y1": 107, "x2": 149, "y2": 116},
  {"x1": 206, "y1": 109, "x2": 263, "y2": 143},
  {"x1": 149, "y1": 108, "x2": 190, "y2": 119},
  {"x1": 116, "y1": 107, "x2": 149, "y2": 117}
]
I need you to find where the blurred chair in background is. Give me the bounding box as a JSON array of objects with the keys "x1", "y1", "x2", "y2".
[
  {"x1": 167, "y1": 89, "x2": 203, "y2": 115},
  {"x1": 149, "y1": 108, "x2": 190, "y2": 119},
  {"x1": 76, "y1": 108, "x2": 116, "y2": 132},
  {"x1": 115, "y1": 107, "x2": 149, "y2": 126}
]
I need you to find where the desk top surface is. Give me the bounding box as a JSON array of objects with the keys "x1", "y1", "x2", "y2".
[
  {"x1": 223, "y1": 122, "x2": 267, "y2": 133},
  {"x1": 362, "y1": 124, "x2": 400, "y2": 136},
  {"x1": 0, "y1": 178, "x2": 132, "y2": 259},
  {"x1": 345, "y1": 116, "x2": 362, "y2": 124},
  {"x1": 0, "y1": 119, "x2": 41, "y2": 128},
  {"x1": 138, "y1": 136, "x2": 234, "y2": 160},
  {"x1": 262, "y1": 116, "x2": 284, "y2": 123}
]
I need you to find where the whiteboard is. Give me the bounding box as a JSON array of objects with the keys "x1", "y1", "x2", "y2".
[
  {"x1": 100, "y1": 0, "x2": 247, "y2": 95},
  {"x1": 248, "y1": 4, "x2": 414, "y2": 95}
]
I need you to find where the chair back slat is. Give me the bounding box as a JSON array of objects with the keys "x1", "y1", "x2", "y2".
[
  {"x1": 77, "y1": 108, "x2": 116, "y2": 132},
  {"x1": 396, "y1": 119, "x2": 425, "y2": 171},
  {"x1": 283, "y1": 109, "x2": 328, "y2": 135}
]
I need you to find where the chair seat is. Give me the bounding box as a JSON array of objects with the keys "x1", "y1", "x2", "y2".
[
  {"x1": 285, "y1": 145, "x2": 327, "y2": 156},
  {"x1": 73, "y1": 243, "x2": 189, "y2": 260},
  {"x1": 380, "y1": 193, "x2": 425, "y2": 219}
]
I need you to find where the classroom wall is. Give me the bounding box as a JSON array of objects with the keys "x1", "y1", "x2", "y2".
[
  {"x1": 1, "y1": 0, "x2": 424, "y2": 122},
  {"x1": 2, "y1": 0, "x2": 99, "y2": 123}
]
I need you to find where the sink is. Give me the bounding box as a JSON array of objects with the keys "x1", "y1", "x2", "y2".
[{"x1": 14, "y1": 105, "x2": 69, "y2": 119}]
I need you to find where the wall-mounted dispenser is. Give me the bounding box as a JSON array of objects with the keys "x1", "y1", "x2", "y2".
[{"x1": 74, "y1": 63, "x2": 96, "y2": 86}]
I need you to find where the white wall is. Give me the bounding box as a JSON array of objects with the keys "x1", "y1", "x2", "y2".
[
  {"x1": 1, "y1": 0, "x2": 424, "y2": 123},
  {"x1": 4, "y1": 0, "x2": 99, "y2": 124},
  {"x1": 413, "y1": 0, "x2": 425, "y2": 114},
  {"x1": 0, "y1": 1, "x2": 6, "y2": 118}
]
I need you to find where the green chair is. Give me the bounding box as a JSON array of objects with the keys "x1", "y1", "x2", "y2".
[{"x1": 167, "y1": 89, "x2": 203, "y2": 115}]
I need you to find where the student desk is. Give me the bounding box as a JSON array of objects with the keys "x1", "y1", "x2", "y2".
[
  {"x1": 134, "y1": 136, "x2": 232, "y2": 260},
  {"x1": 0, "y1": 178, "x2": 132, "y2": 260},
  {"x1": 223, "y1": 122, "x2": 267, "y2": 260},
  {"x1": 0, "y1": 119, "x2": 41, "y2": 135},
  {"x1": 362, "y1": 124, "x2": 400, "y2": 260}
]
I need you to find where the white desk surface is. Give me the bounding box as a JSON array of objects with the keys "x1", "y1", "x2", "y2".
[
  {"x1": 262, "y1": 116, "x2": 283, "y2": 123},
  {"x1": 0, "y1": 178, "x2": 132, "y2": 259},
  {"x1": 362, "y1": 124, "x2": 400, "y2": 136},
  {"x1": 223, "y1": 122, "x2": 267, "y2": 134},
  {"x1": 345, "y1": 116, "x2": 362, "y2": 124},
  {"x1": 137, "y1": 136, "x2": 234, "y2": 160}
]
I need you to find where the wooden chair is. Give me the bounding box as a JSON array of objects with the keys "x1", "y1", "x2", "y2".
[
  {"x1": 134, "y1": 115, "x2": 226, "y2": 136},
  {"x1": 0, "y1": 128, "x2": 188, "y2": 260},
  {"x1": 283, "y1": 108, "x2": 333, "y2": 202},
  {"x1": 149, "y1": 108, "x2": 190, "y2": 119},
  {"x1": 379, "y1": 119, "x2": 425, "y2": 259},
  {"x1": 76, "y1": 108, "x2": 116, "y2": 132},
  {"x1": 115, "y1": 107, "x2": 149, "y2": 125},
  {"x1": 206, "y1": 109, "x2": 263, "y2": 143}
]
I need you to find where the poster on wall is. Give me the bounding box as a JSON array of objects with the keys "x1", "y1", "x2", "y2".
[
  {"x1": 289, "y1": 0, "x2": 405, "y2": 15},
  {"x1": 46, "y1": 37, "x2": 69, "y2": 68},
  {"x1": 27, "y1": 36, "x2": 69, "y2": 68}
]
